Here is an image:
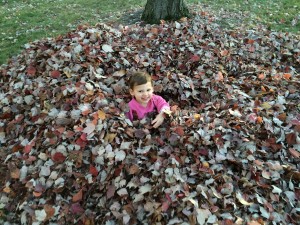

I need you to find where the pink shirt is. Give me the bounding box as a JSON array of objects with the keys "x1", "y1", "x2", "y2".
[{"x1": 127, "y1": 94, "x2": 169, "y2": 121}]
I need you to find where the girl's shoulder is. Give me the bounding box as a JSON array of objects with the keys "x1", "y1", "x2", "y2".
[
  {"x1": 152, "y1": 94, "x2": 167, "y2": 103},
  {"x1": 128, "y1": 98, "x2": 138, "y2": 107},
  {"x1": 152, "y1": 94, "x2": 163, "y2": 100}
]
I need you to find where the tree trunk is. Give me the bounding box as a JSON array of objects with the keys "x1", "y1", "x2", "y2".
[{"x1": 141, "y1": 0, "x2": 190, "y2": 24}]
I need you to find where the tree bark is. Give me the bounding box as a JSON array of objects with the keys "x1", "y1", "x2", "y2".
[{"x1": 141, "y1": 0, "x2": 190, "y2": 24}]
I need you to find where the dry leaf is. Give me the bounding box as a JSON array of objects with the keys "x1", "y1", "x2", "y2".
[
  {"x1": 236, "y1": 191, "x2": 253, "y2": 206},
  {"x1": 104, "y1": 133, "x2": 117, "y2": 143},
  {"x1": 72, "y1": 189, "x2": 83, "y2": 202},
  {"x1": 288, "y1": 148, "x2": 300, "y2": 158},
  {"x1": 98, "y1": 110, "x2": 106, "y2": 120}
]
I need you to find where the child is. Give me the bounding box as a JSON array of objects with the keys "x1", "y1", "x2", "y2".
[{"x1": 126, "y1": 71, "x2": 170, "y2": 128}]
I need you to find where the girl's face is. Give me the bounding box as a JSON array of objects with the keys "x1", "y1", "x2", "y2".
[{"x1": 130, "y1": 81, "x2": 154, "y2": 107}]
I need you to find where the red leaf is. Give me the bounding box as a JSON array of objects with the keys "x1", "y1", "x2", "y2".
[
  {"x1": 27, "y1": 66, "x2": 36, "y2": 76},
  {"x1": 89, "y1": 165, "x2": 98, "y2": 177},
  {"x1": 80, "y1": 133, "x2": 87, "y2": 141},
  {"x1": 161, "y1": 201, "x2": 170, "y2": 212},
  {"x1": 70, "y1": 203, "x2": 84, "y2": 215},
  {"x1": 198, "y1": 148, "x2": 208, "y2": 156},
  {"x1": 51, "y1": 70, "x2": 61, "y2": 78},
  {"x1": 76, "y1": 137, "x2": 87, "y2": 148},
  {"x1": 24, "y1": 144, "x2": 33, "y2": 154},
  {"x1": 247, "y1": 39, "x2": 255, "y2": 44},
  {"x1": 24, "y1": 141, "x2": 35, "y2": 154},
  {"x1": 52, "y1": 152, "x2": 66, "y2": 163},
  {"x1": 190, "y1": 54, "x2": 200, "y2": 62}
]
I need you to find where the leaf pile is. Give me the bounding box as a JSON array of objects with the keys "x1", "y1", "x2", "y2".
[{"x1": 1, "y1": 13, "x2": 300, "y2": 225}]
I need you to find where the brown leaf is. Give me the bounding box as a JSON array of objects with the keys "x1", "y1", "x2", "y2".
[
  {"x1": 289, "y1": 148, "x2": 300, "y2": 158},
  {"x1": 3, "y1": 186, "x2": 12, "y2": 194},
  {"x1": 44, "y1": 205, "x2": 55, "y2": 220},
  {"x1": 283, "y1": 73, "x2": 291, "y2": 80},
  {"x1": 248, "y1": 220, "x2": 263, "y2": 225},
  {"x1": 220, "y1": 49, "x2": 229, "y2": 56},
  {"x1": 277, "y1": 113, "x2": 286, "y2": 122},
  {"x1": 174, "y1": 126, "x2": 185, "y2": 136},
  {"x1": 215, "y1": 71, "x2": 224, "y2": 82},
  {"x1": 257, "y1": 116, "x2": 263, "y2": 124},
  {"x1": 10, "y1": 168, "x2": 20, "y2": 179},
  {"x1": 27, "y1": 65, "x2": 36, "y2": 76},
  {"x1": 106, "y1": 185, "x2": 116, "y2": 199},
  {"x1": 286, "y1": 132, "x2": 297, "y2": 145},
  {"x1": 112, "y1": 69, "x2": 126, "y2": 77},
  {"x1": 72, "y1": 189, "x2": 83, "y2": 202},
  {"x1": 33, "y1": 191, "x2": 43, "y2": 197},
  {"x1": 258, "y1": 73, "x2": 265, "y2": 80},
  {"x1": 128, "y1": 164, "x2": 140, "y2": 175}
]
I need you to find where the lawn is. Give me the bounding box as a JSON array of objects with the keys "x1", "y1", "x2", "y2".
[
  {"x1": 0, "y1": 0, "x2": 299, "y2": 65},
  {"x1": 1, "y1": 1, "x2": 299, "y2": 224}
]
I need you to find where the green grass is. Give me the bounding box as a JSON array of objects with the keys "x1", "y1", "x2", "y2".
[
  {"x1": 0, "y1": 0, "x2": 299, "y2": 65},
  {"x1": 198, "y1": 0, "x2": 300, "y2": 33},
  {"x1": 0, "y1": 0, "x2": 147, "y2": 65}
]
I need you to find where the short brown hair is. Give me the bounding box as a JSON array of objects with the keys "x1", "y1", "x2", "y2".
[{"x1": 128, "y1": 71, "x2": 153, "y2": 90}]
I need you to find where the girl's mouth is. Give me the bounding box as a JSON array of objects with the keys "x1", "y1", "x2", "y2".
[{"x1": 141, "y1": 97, "x2": 149, "y2": 101}]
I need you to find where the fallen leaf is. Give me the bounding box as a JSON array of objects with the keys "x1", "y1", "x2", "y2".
[
  {"x1": 51, "y1": 70, "x2": 61, "y2": 78},
  {"x1": 107, "y1": 185, "x2": 116, "y2": 199},
  {"x1": 44, "y1": 205, "x2": 55, "y2": 220},
  {"x1": 35, "y1": 209, "x2": 47, "y2": 222},
  {"x1": 52, "y1": 152, "x2": 66, "y2": 163},
  {"x1": 83, "y1": 122, "x2": 96, "y2": 135},
  {"x1": 236, "y1": 191, "x2": 253, "y2": 206},
  {"x1": 288, "y1": 148, "x2": 300, "y2": 158},
  {"x1": 115, "y1": 150, "x2": 126, "y2": 161},
  {"x1": 70, "y1": 203, "x2": 85, "y2": 215},
  {"x1": 102, "y1": 44, "x2": 114, "y2": 52},
  {"x1": 72, "y1": 189, "x2": 83, "y2": 202},
  {"x1": 98, "y1": 110, "x2": 106, "y2": 120},
  {"x1": 10, "y1": 168, "x2": 20, "y2": 179},
  {"x1": 89, "y1": 165, "x2": 98, "y2": 176},
  {"x1": 283, "y1": 73, "x2": 291, "y2": 80}
]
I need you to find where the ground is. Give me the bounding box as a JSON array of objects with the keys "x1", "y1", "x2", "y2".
[{"x1": 0, "y1": 6, "x2": 300, "y2": 225}]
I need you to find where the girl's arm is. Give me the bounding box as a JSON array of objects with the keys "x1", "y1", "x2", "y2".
[
  {"x1": 153, "y1": 95, "x2": 170, "y2": 113},
  {"x1": 152, "y1": 111, "x2": 166, "y2": 128},
  {"x1": 151, "y1": 95, "x2": 170, "y2": 128}
]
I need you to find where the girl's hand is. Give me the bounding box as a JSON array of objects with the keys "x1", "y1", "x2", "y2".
[{"x1": 151, "y1": 113, "x2": 165, "y2": 128}]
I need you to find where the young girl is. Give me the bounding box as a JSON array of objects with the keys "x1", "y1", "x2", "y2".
[{"x1": 126, "y1": 71, "x2": 170, "y2": 128}]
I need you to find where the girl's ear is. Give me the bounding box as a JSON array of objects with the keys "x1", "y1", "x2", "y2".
[{"x1": 129, "y1": 89, "x2": 134, "y2": 96}]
